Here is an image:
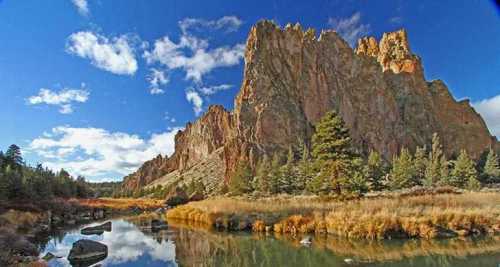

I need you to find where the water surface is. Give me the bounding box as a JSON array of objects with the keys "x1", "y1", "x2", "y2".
[{"x1": 40, "y1": 216, "x2": 500, "y2": 267}]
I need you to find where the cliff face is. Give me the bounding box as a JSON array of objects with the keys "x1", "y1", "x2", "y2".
[{"x1": 122, "y1": 21, "x2": 497, "y2": 192}]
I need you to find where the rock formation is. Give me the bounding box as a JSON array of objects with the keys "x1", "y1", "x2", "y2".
[{"x1": 122, "y1": 21, "x2": 498, "y2": 193}]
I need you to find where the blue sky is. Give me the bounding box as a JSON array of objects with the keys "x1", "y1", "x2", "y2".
[{"x1": 0, "y1": 0, "x2": 498, "y2": 182}]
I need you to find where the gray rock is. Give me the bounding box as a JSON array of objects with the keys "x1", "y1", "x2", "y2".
[
  {"x1": 151, "y1": 219, "x2": 168, "y2": 231},
  {"x1": 81, "y1": 222, "x2": 112, "y2": 235},
  {"x1": 68, "y1": 239, "x2": 108, "y2": 264},
  {"x1": 300, "y1": 236, "x2": 312, "y2": 245}
]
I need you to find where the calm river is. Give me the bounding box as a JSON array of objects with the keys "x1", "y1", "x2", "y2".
[{"x1": 38, "y1": 215, "x2": 500, "y2": 267}]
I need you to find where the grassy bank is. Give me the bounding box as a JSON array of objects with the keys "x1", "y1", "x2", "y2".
[
  {"x1": 166, "y1": 191, "x2": 500, "y2": 239},
  {"x1": 77, "y1": 197, "x2": 164, "y2": 211}
]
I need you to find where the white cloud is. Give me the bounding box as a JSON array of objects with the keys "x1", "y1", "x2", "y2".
[
  {"x1": 27, "y1": 87, "x2": 89, "y2": 114},
  {"x1": 473, "y1": 94, "x2": 500, "y2": 137},
  {"x1": 72, "y1": 0, "x2": 89, "y2": 16},
  {"x1": 198, "y1": 84, "x2": 233, "y2": 96},
  {"x1": 164, "y1": 112, "x2": 176, "y2": 123},
  {"x1": 66, "y1": 31, "x2": 138, "y2": 75},
  {"x1": 150, "y1": 88, "x2": 165, "y2": 95},
  {"x1": 185, "y1": 89, "x2": 203, "y2": 115},
  {"x1": 178, "y1": 16, "x2": 243, "y2": 34},
  {"x1": 389, "y1": 16, "x2": 403, "y2": 24},
  {"x1": 328, "y1": 12, "x2": 370, "y2": 46},
  {"x1": 147, "y1": 68, "x2": 168, "y2": 95},
  {"x1": 143, "y1": 16, "x2": 245, "y2": 83},
  {"x1": 29, "y1": 126, "x2": 182, "y2": 180}
]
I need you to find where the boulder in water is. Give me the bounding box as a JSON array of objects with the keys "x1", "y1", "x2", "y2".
[
  {"x1": 68, "y1": 239, "x2": 108, "y2": 265},
  {"x1": 151, "y1": 219, "x2": 168, "y2": 231},
  {"x1": 300, "y1": 236, "x2": 312, "y2": 245},
  {"x1": 81, "y1": 222, "x2": 112, "y2": 235}
]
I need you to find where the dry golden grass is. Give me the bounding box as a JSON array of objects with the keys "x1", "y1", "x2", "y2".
[
  {"x1": 166, "y1": 192, "x2": 500, "y2": 239},
  {"x1": 0, "y1": 210, "x2": 43, "y2": 230},
  {"x1": 77, "y1": 198, "x2": 164, "y2": 211}
]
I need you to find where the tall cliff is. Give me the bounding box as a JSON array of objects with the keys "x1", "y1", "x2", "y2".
[{"x1": 122, "y1": 21, "x2": 498, "y2": 192}]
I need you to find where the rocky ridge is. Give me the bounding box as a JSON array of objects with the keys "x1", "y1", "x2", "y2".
[{"x1": 122, "y1": 21, "x2": 498, "y2": 193}]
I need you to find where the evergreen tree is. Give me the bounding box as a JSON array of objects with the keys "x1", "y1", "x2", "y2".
[
  {"x1": 311, "y1": 111, "x2": 353, "y2": 162},
  {"x1": 413, "y1": 146, "x2": 427, "y2": 186},
  {"x1": 0, "y1": 170, "x2": 8, "y2": 201},
  {"x1": 389, "y1": 148, "x2": 415, "y2": 189},
  {"x1": 482, "y1": 148, "x2": 500, "y2": 184},
  {"x1": 278, "y1": 146, "x2": 295, "y2": 194},
  {"x1": 363, "y1": 150, "x2": 385, "y2": 191},
  {"x1": 424, "y1": 133, "x2": 445, "y2": 186},
  {"x1": 296, "y1": 147, "x2": 312, "y2": 193},
  {"x1": 0, "y1": 151, "x2": 4, "y2": 168},
  {"x1": 310, "y1": 111, "x2": 361, "y2": 195},
  {"x1": 450, "y1": 150, "x2": 480, "y2": 189},
  {"x1": 254, "y1": 155, "x2": 271, "y2": 193},
  {"x1": 5, "y1": 144, "x2": 23, "y2": 166},
  {"x1": 229, "y1": 160, "x2": 253, "y2": 195},
  {"x1": 268, "y1": 153, "x2": 283, "y2": 194}
]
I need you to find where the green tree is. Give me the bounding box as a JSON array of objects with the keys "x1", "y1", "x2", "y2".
[
  {"x1": 310, "y1": 111, "x2": 361, "y2": 195},
  {"x1": 5, "y1": 144, "x2": 23, "y2": 166},
  {"x1": 424, "y1": 133, "x2": 446, "y2": 186},
  {"x1": 389, "y1": 148, "x2": 415, "y2": 189},
  {"x1": 413, "y1": 146, "x2": 427, "y2": 186},
  {"x1": 296, "y1": 147, "x2": 313, "y2": 193},
  {"x1": 268, "y1": 153, "x2": 283, "y2": 194},
  {"x1": 450, "y1": 150, "x2": 480, "y2": 189},
  {"x1": 229, "y1": 161, "x2": 253, "y2": 195},
  {"x1": 363, "y1": 150, "x2": 385, "y2": 191},
  {"x1": 254, "y1": 155, "x2": 271, "y2": 193},
  {"x1": 482, "y1": 148, "x2": 500, "y2": 184},
  {"x1": 311, "y1": 111, "x2": 353, "y2": 162},
  {"x1": 278, "y1": 147, "x2": 295, "y2": 194}
]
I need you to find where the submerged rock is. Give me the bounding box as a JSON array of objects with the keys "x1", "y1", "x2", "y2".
[
  {"x1": 81, "y1": 222, "x2": 112, "y2": 235},
  {"x1": 300, "y1": 236, "x2": 312, "y2": 245},
  {"x1": 68, "y1": 239, "x2": 108, "y2": 265},
  {"x1": 151, "y1": 219, "x2": 168, "y2": 231}
]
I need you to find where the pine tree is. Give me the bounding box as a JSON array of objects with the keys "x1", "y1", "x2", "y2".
[
  {"x1": 296, "y1": 147, "x2": 312, "y2": 193},
  {"x1": 268, "y1": 153, "x2": 283, "y2": 194},
  {"x1": 450, "y1": 150, "x2": 480, "y2": 189},
  {"x1": 483, "y1": 148, "x2": 500, "y2": 184},
  {"x1": 389, "y1": 148, "x2": 415, "y2": 189},
  {"x1": 229, "y1": 160, "x2": 253, "y2": 195},
  {"x1": 254, "y1": 155, "x2": 271, "y2": 193},
  {"x1": 311, "y1": 111, "x2": 353, "y2": 162},
  {"x1": 413, "y1": 146, "x2": 427, "y2": 186},
  {"x1": 310, "y1": 111, "x2": 361, "y2": 195},
  {"x1": 278, "y1": 146, "x2": 295, "y2": 194},
  {"x1": 363, "y1": 150, "x2": 385, "y2": 191},
  {"x1": 5, "y1": 144, "x2": 23, "y2": 166},
  {"x1": 439, "y1": 155, "x2": 450, "y2": 185},
  {"x1": 424, "y1": 133, "x2": 445, "y2": 186}
]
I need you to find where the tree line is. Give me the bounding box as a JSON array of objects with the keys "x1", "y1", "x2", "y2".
[
  {"x1": 0, "y1": 144, "x2": 93, "y2": 201},
  {"x1": 228, "y1": 111, "x2": 500, "y2": 196}
]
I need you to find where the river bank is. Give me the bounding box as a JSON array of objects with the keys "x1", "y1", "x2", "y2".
[
  {"x1": 0, "y1": 198, "x2": 164, "y2": 266},
  {"x1": 166, "y1": 188, "x2": 500, "y2": 240}
]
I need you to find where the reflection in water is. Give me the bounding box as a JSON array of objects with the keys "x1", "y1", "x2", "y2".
[
  {"x1": 169, "y1": 220, "x2": 500, "y2": 267},
  {"x1": 41, "y1": 216, "x2": 500, "y2": 267},
  {"x1": 43, "y1": 219, "x2": 177, "y2": 267}
]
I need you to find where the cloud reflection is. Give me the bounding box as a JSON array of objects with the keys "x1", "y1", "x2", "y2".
[{"x1": 43, "y1": 220, "x2": 177, "y2": 266}]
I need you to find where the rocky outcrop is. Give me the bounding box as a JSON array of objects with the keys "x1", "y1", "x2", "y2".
[
  {"x1": 122, "y1": 20, "x2": 498, "y2": 192},
  {"x1": 123, "y1": 105, "x2": 233, "y2": 190}
]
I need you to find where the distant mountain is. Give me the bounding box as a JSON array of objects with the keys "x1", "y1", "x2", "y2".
[{"x1": 121, "y1": 20, "x2": 498, "y2": 194}]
